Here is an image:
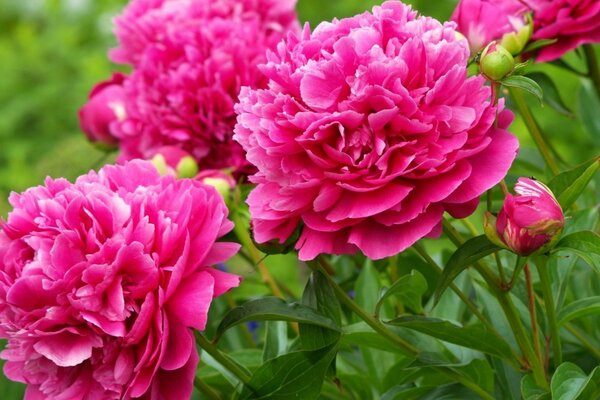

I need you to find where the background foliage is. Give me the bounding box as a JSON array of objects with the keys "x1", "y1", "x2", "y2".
[{"x1": 0, "y1": 0, "x2": 598, "y2": 399}]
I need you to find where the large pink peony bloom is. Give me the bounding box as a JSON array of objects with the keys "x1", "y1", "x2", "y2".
[
  {"x1": 0, "y1": 160, "x2": 241, "y2": 399},
  {"x1": 234, "y1": 1, "x2": 519, "y2": 260},
  {"x1": 526, "y1": 0, "x2": 600, "y2": 61},
  {"x1": 110, "y1": 0, "x2": 300, "y2": 176}
]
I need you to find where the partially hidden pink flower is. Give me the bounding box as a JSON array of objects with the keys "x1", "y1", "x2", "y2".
[
  {"x1": 526, "y1": 0, "x2": 600, "y2": 62},
  {"x1": 492, "y1": 177, "x2": 564, "y2": 256},
  {"x1": 234, "y1": 0, "x2": 519, "y2": 261},
  {"x1": 451, "y1": 0, "x2": 531, "y2": 55},
  {"x1": 0, "y1": 160, "x2": 241, "y2": 399},
  {"x1": 78, "y1": 73, "x2": 128, "y2": 150},
  {"x1": 110, "y1": 0, "x2": 301, "y2": 177}
]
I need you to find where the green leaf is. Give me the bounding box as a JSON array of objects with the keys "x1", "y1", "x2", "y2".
[
  {"x1": 547, "y1": 157, "x2": 600, "y2": 209},
  {"x1": 263, "y1": 321, "x2": 287, "y2": 362},
  {"x1": 526, "y1": 72, "x2": 573, "y2": 116},
  {"x1": 557, "y1": 296, "x2": 600, "y2": 327},
  {"x1": 521, "y1": 375, "x2": 550, "y2": 400},
  {"x1": 523, "y1": 38, "x2": 558, "y2": 53},
  {"x1": 214, "y1": 297, "x2": 340, "y2": 342},
  {"x1": 341, "y1": 323, "x2": 415, "y2": 355},
  {"x1": 551, "y1": 363, "x2": 600, "y2": 400},
  {"x1": 237, "y1": 344, "x2": 338, "y2": 400},
  {"x1": 552, "y1": 231, "x2": 600, "y2": 271},
  {"x1": 385, "y1": 316, "x2": 513, "y2": 360},
  {"x1": 375, "y1": 270, "x2": 428, "y2": 316},
  {"x1": 502, "y1": 75, "x2": 543, "y2": 103},
  {"x1": 380, "y1": 385, "x2": 432, "y2": 400},
  {"x1": 578, "y1": 79, "x2": 600, "y2": 145},
  {"x1": 300, "y1": 270, "x2": 342, "y2": 350},
  {"x1": 434, "y1": 235, "x2": 501, "y2": 303}
]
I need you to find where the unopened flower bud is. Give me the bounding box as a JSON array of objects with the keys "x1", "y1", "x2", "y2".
[
  {"x1": 176, "y1": 156, "x2": 199, "y2": 179},
  {"x1": 491, "y1": 178, "x2": 564, "y2": 256},
  {"x1": 148, "y1": 146, "x2": 197, "y2": 178},
  {"x1": 78, "y1": 73, "x2": 127, "y2": 150},
  {"x1": 480, "y1": 42, "x2": 515, "y2": 81},
  {"x1": 197, "y1": 170, "x2": 236, "y2": 201},
  {"x1": 499, "y1": 14, "x2": 533, "y2": 55}
]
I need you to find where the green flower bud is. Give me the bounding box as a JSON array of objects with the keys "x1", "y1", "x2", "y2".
[
  {"x1": 479, "y1": 42, "x2": 515, "y2": 81},
  {"x1": 176, "y1": 156, "x2": 199, "y2": 179},
  {"x1": 150, "y1": 154, "x2": 170, "y2": 176},
  {"x1": 500, "y1": 14, "x2": 533, "y2": 56}
]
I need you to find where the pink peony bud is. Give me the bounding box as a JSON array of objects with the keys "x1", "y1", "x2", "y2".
[
  {"x1": 196, "y1": 169, "x2": 236, "y2": 201},
  {"x1": 480, "y1": 42, "x2": 515, "y2": 81},
  {"x1": 451, "y1": 0, "x2": 531, "y2": 55},
  {"x1": 78, "y1": 73, "x2": 128, "y2": 150},
  {"x1": 492, "y1": 178, "x2": 564, "y2": 256}
]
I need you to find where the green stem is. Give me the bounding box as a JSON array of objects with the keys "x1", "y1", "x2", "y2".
[
  {"x1": 195, "y1": 332, "x2": 252, "y2": 386},
  {"x1": 312, "y1": 257, "x2": 495, "y2": 400},
  {"x1": 524, "y1": 264, "x2": 543, "y2": 367},
  {"x1": 508, "y1": 87, "x2": 560, "y2": 176},
  {"x1": 443, "y1": 220, "x2": 549, "y2": 388},
  {"x1": 194, "y1": 377, "x2": 221, "y2": 400},
  {"x1": 534, "y1": 256, "x2": 562, "y2": 368},
  {"x1": 583, "y1": 44, "x2": 600, "y2": 99}
]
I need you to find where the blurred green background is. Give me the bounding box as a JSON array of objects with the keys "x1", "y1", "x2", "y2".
[{"x1": 0, "y1": 0, "x2": 598, "y2": 398}]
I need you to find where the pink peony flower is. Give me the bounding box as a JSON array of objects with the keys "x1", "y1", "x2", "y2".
[
  {"x1": 110, "y1": 0, "x2": 301, "y2": 177},
  {"x1": 0, "y1": 160, "x2": 241, "y2": 399},
  {"x1": 526, "y1": 0, "x2": 600, "y2": 62},
  {"x1": 493, "y1": 177, "x2": 564, "y2": 256},
  {"x1": 451, "y1": 0, "x2": 530, "y2": 55},
  {"x1": 234, "y1": 0, "x2": 519, "y2": 260},
  {"x1": 78, "y1": 73, "x2": 128, "y2": 150}
]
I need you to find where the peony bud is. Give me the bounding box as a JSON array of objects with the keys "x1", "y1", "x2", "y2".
[
  {"x1": 491, "y1": 178, "x2": 564, "y2": 256},
  {"x1": 78, "y1": 73, "x2": 128, "y2": 150},
  {"x1": 499, "y1": 13, "x2": 533, "y2": 55},
  {"x1": 196, "y1": 170, "x2": 236, "y2": 201},
  {"x1": 148, "y1": 146, "x2": 199, "y2": 179},
  {"x1": 479, "y1": 42, "x2": 515, "y2": 81}
]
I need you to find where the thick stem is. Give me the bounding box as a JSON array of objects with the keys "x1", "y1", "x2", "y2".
[
  {"x1": 443, "y1": 220, "x2": 549, "y2": 388},
  {"x1": 508, "y1": 87, "x2": 560, "y2": 176},
  {"x1": 534, "y1": 256, "x2": 562, "y2": 368},
  {"x1": 312, "y1": 257, "x2": 495, "y2": 400},
  {"x1": 583, "y1": 44, "x2": 600, "y2": 99},
  {"x1": 524, "y1": 264, "x2": 543, "y2": 367},
  {"x1": 195, "y1": 332, "x2": 252, "y2": 386},
  {"x1": 194, "y1": 377, "x2": 221, "y2": 400}
]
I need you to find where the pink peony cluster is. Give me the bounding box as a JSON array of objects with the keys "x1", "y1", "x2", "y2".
[
  {"x1": 451, "y1": 0, "x2": 530, "y2": 55},
  {"x1": 234, "y1": 1, "x2": 519, "y2": 260},
  {"x1": 451, "y1": 0, "x2": 600, "y2": 61},
  {"x1": 526, "y1": 0, "x2": 600, "y2": 62},
  {"x1": 0, "y1": 161, "x2": 240, "y2": 399},
  {"x1": 494, "y1": 177, "x2": 564, "y2": 256},
  {"x1": 94, "y1": 0, "x2": 300, "y2": 176}
]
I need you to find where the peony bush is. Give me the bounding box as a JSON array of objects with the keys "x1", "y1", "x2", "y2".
[{"x1": 1, "y1": 0, "x2": 599, "y2": 399}]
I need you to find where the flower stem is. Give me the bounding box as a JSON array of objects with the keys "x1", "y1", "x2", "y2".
[
  {"x1": 442, "y1": 219, "x2": 548, "y2": 388},
  {"x1": 524, "y1": 264, "x2": 543, "y2": 367},
  {"x1": 194, "y1": 377, "x2": 221, "y2": 400},
  {"x1": 534, "y1": 256, "x2": 562, "y2": 368},
  {"x1": 195, "y1": 332, "x2": 252, "y2": 386},
  {"x1": 583, "y1": 44, "x2": 600, "y2": 99},
  {"x1": 312, "y1": 257, "x2": 495, "y2": 400},
  {"x1": 508, "y1": 87, "x2": 560, "y2": 176}
]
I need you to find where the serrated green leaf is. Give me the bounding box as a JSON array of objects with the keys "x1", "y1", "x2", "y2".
[
  {"x1": 552, "y1": 231, "x2": 600, "y2": 271},
  {"x1": 557, "y1": 296, "x2": 600, "y2": 327},
  {"x1": 238, "y1": 344, "x2": 338, "y2": 400},
  {"x1": 502, "y1": 75, "x2": 543, "y2": 102},
  {"x1": 375, "y1": 270, "x2": 428, "y2": 316},
  {"x1": 526, "y1": 72, "x2": 573, "y2": 116},
  {"x1": 300, "y1": 270, "x2": 342, "y2": 350},
  {"x1": 385, "y1": 316, "x2": 513, "y2": 361},
  {"x1": 434, "y1": 235, "x2": 501, "y2": 303},
  {"x1": 215, "y1": 297, "x2": 340, "y2": 342}
]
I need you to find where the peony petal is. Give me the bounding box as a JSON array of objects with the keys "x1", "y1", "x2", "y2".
[{"x1": 33, "y1": 332, "x2": 101, "y2": 367}]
